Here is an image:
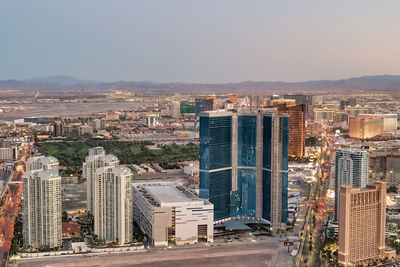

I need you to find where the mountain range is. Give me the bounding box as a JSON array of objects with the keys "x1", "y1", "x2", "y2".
[{"x1": 1, "y1": 75, "x2": 400, "y2": 93}]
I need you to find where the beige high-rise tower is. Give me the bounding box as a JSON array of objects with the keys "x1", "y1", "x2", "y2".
[
  {"x1": 338, "y1": 181, "x2": 387, "y2": 266},
  {"x1": 23, "y1": 156, "x2": 61, "y2": 249},
  {"x1": 83, "y1": 147, "x2": 119, "y2": 213},
  {"x1": 94, "y1": 166, "x2": 133, "y2": 245}
]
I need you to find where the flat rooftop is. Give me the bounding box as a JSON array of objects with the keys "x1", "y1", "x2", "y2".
[
  {"x1": 146, "y1": 185, "x2": 202, "y2": 207},
  {"x1": 134, "y1": 182, "x2": 209, "y2": 207}
]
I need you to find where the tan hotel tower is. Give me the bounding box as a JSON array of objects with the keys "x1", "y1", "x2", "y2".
[{"x1": 338, "y1": 181, "x2": 394, "y2": 266}]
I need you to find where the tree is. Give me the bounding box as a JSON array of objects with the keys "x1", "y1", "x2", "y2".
[
  {"x1": 62, "y1": 211, "x2": 68, "y2": 222},
  {"x1": 388, "y1": 185, "x2": 398, "y2": 194}
]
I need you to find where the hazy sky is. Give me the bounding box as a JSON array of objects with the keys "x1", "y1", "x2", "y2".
[{"x1": 1, "y1": 0, "x2": 400, "y2": 83}]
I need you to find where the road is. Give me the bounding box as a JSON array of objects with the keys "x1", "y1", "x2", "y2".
[
  {"x1": 12, "y1": 239, "x2": 293, "y2": 267},
  {"x1": 297, "y1": 135, "x2": 332, "y2": 267},
  {"x1": 0, "y1": 145, "x2": 28, "y2": 267},
  {"x1": 0, "y1": 171, "x2": 13, "y2": 202}
]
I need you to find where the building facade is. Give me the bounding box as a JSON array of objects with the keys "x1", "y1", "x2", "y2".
[
  {"x1": 349, "y1": 116, "x2": 384, "y2": 139},
  {"x1": 313, "y1": 107, "x2": 335, "y2": 123},
  {"x1": 53, "y1": 121, "x2": 63, "y2": 137},
  {"x1": 94, "y1": 166, "x2": 133, "y2": 245},
  {"x1": 91, "y1": 118, "x2": 106, "y2": 131},
  {"x1": 271, "y1": 102, "x2": 305, "y2": 157},
  {"x1": 171, "y1": 101, "x2": 181, "y2": 118},
  {"x1": 195, "y1": 98, "x2": 214, "y2": 116},
  {"x1": 228, "y1": 94, "x2": 239, "y2": 104},
  {"x1": 284, "y1": 94, "x2": 322, "y2": 115},
  {"x1": 338, "y1": 182, "x2": 388, "y2": 266},
  {"x1": 334, "y1": 149, "x2": 369, "y2": 221},
  {"x1": 23, "y1": 156, "x2": 61, "y2": 249},
  {"x1": 199, "y1": 108, "x2": 289, "y2": 227},
  {"x1": 359, "y1": 114, "x2": 398, "y2": 133},
  {"x1": 133, "y1": 182, "x2": 213, "y2": 247},
  {"x1": 82, "y1": 147, "x2": 119, "y2": 213}
]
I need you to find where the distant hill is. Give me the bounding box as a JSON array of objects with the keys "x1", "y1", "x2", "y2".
[
  {"x1": 1, "y1": 75, "x2": 400, "y2": 93},
  {"x1": 22, "y1": 75, "x2": 97, "y2": 85}
]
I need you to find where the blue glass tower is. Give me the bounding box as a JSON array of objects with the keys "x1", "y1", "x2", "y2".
[
  {"x1": 199, "y1": 108, "x2": 289, "y2": 227},
  {"x1": 334, "y1": 149, "x2": 369, "y2": 221}
]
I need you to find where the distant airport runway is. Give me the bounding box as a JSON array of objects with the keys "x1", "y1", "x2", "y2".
[{"x1": 0, "y1": 101, "x2": 149, "y2": 119}]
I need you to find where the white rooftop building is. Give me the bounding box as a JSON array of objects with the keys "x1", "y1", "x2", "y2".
[{"x1": 133, "y1": 182, "x2": 213, "y2": 247}]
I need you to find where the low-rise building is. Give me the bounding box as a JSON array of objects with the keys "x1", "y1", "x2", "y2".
[{"x1": 133, "y1": 182, "x2": 213, "y2": 246}]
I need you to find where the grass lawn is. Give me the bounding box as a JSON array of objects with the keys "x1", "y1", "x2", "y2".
[{"x1": 38, "y1": 140, "x2": 198, "y2": 168}]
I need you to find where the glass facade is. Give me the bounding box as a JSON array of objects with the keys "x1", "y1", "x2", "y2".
[
  {"x1": 262, "y1": 115, "x2": 272, "y2": 221},
  {"x1": 210, "y1": 170, "x2": 232, "y2": 220},
  {"x1": 199, "y1": 116, "x2": 232, "y2": 220},
  {"x1": 231, "y1": 168, "x2": 257, "y2": 217},
  {"x1": 281, "y1": 172, "x2": 288, "y2": 223},
  {"x1": 180, "y1": 102, "x2": 195, "y2": 114},
  {"x1": 237, "y1": 116, "x2": 257, "y2": 167},
  {"x1": 195, "y1": 99, "x2": 214, "y2": 115},
  {"x1": 199, "y1": 116, "x2": 232, "y2": 170},
  {"x1": 262, "y1": 170, "x2": 271, "y2": 221},
  {"x1": 281, "y1": 117, "x2": 289, "y2": 222},
  {"x1": 334, "y1": 149, "x2": 369, "y2": 220},
  {"x1": 263, "y1": 116, "x2": 272, "y2": 169},
  {"x1": 200, "y1": 111, "x2": 289, "y2": 224}
]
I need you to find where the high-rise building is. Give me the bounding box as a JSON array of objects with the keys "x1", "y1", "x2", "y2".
[
  {"x1": 94, "y1": 166, "x2": 133, "y2": 245},
  {"x1": 338, "y1": 181, "x2": 393, "y2": 266},
  {"x1": 195, "y1": 98, "x2": 214, "y2": 115},
  {"x1": 171, "y1": 101, "x2": 181, "y2": 118},
  {"x1": 91, "y1": 118, "x2": 106, "y2": 131},
  {"x1": 250, "y1": 95, "x2": 264, "y2": 108},
  {"x1": 78, "y1": 125, "x2": 93, "y2": 136},
  {"x1": 23, "y1": 156, "x2": 61, "y2": 249},
  {"x1": 199, "y1": 108, "x2": 289, "y2": 227},
  {"x1": 270, "y1": 101, "x2": 305, "y2": 157},
  {"x1": 269, "y1": 99, "x2": 295, "y2": 107},
  {"x1": 0, "y1": 147, "x2": 18, "y2": 161},
  {"x1": 82, "y1": 147, "x2": 119, "y2": 213},
  {"x1": 284, "y1": 94, "x2": 322, "y2": 115},
  {"x1": 228, "y1": 94, "x2": 239, "y2": 104},
  {"x1": 146, "y1": 115, "x2": 158, "y2": 126},
  {"x1": 358, "y1": 114, "x2": 398, "y2": 133},
  {"x1": 339, "y1": 98, "x2": 357, "y2": 110},
  {"x1": 26, "y1": 155, "x2": 59, "y2": 173},
  {"x1": 180, "y1": 102, "x2": 195, "y2": 114},
  {"x1": 345, "y1": 105, "x2": 370, "y2": 117},
  {"x1": 349, "y1": 116, "x2": 384, "y2": 139},
  {"x1": 53, "y1": 121, "x2": 64, "y2": 137},
  {"x1": 313, "y1": 107, "x2": 335, "y2": 123},
  {"x1": 334, "y1": 149, "x2": 369, "y2": 221}
]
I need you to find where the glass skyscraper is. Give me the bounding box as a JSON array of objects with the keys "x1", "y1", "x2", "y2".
[
  {"x1": 199, "y1": 108, "x2": 289, "y2": 227},
  {"x1": 334, "y1": 149, "x2": 369, "y2": 221}
]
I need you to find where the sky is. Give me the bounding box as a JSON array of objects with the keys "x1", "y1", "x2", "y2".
[{"x1": 1, "y1": 0, "x2": 400, "y2": 83}]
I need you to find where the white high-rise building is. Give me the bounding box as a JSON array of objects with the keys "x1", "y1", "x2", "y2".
[
  {"x1": 94, "y1": 166, "x2": 133, "y2": 245},
  {"x1": 171, "y1": 101, "x2": 180, "y2": 118},
  {"x1": 83, "y1": 147, "x2": 119, "y2": 213},
  {"x1": 23, "y1": 156, "x2": 61, "y2": 249},
  {"x1": 26, "y1": 155, "x2": 59, "y2": 174},
  {"x1": 334, "y1": 149, "x2": 369, "y2": 221}
]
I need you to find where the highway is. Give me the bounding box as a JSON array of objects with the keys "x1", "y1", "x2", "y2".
[{"x1": 0, "y1": 145, "x2": 28, "y2": 267}]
